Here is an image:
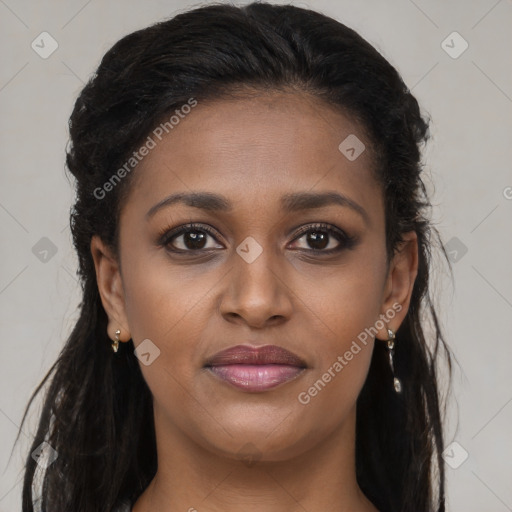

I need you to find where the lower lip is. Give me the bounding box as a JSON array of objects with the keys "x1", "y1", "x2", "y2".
[{"x1": 207, "y1": 364, "x2": 305, "y2": 392}]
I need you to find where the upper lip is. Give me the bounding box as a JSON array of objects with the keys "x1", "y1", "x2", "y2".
[{"x1": 205, "y1": 345, "x2": 307, "y2": 367}]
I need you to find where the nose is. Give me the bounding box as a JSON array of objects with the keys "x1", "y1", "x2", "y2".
[{"x1": 219, "y1": 242, "x2": 293, "y2": 329}]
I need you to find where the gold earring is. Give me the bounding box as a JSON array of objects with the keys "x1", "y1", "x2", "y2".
[
  {"x1": 112, "y1": 329, "x2": 121, "y2": 353},
  {"x1": 386, "y1": 328, "x2": 402, "y2": 393}
]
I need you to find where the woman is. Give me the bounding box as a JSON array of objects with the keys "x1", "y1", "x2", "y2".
[{"x1": 18, "y1": 3, "x2": 451, "y2": 511}]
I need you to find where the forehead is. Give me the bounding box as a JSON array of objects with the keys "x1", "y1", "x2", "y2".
[{"x1": 123, "y1": 91, "x2": 381, "y2": 216}]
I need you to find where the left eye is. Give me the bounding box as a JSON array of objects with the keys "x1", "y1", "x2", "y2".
[{"x1": 289, "y1": 225, "x2": 351, "y2": 252}]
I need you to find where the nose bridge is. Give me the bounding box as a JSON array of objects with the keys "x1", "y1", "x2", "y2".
[
  {"x1": 236, "y1": 235, "x2": 276, "y2": 288},
  {"x1": 221, "y1": 234, "x2": 292, "y2": 326}
]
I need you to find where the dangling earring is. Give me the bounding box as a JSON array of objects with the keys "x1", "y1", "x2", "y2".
[
  {"x1": 111, "y1": 329, "x2": 121, "y2": 353},
  {"x1": 386, "y1": 328, "x2": 402, "y2": 393}
]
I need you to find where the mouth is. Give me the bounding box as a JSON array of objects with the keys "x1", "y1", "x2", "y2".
[{"x1": 204, "y1": 344, "x2": 307, "y2": 392}]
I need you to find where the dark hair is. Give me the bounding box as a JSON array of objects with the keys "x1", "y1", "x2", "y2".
[{"x1": 18, "y1": 3, "x2": 451, "y2": 511}]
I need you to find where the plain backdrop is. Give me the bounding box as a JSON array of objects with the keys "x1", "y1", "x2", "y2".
[{"x1": 1, "y1": 1, "x2": 511, "y2": 511}]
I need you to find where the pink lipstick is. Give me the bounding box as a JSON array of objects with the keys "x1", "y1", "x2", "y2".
[{"x1": 205, "y1": 345, "x2": 306, "y2": 392}]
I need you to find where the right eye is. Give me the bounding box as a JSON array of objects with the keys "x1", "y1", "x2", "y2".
[{"x1": 159, "y1": 223, "x2": 225, "y2": 253}]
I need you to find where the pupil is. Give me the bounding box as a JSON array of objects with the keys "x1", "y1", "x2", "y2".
[
  {"x1": 185, "y1": 231, "x2": 206, "y2": 249},
  {"x1": 308, "y1": 231, "x2": 328, "y2": 249}
]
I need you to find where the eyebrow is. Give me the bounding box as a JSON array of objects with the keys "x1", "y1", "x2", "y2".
[{"x1": 146, "y1": 191, "x2": 369, "y2": 224}]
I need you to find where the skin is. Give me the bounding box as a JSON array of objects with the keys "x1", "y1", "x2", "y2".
[{"x1": 91, "y1": 90, "x2": 418, "y2": 512}]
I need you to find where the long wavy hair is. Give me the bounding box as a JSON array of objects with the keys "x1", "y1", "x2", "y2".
[{"x1": 17, "y1": 3, "x2": 451, "y2": 511}]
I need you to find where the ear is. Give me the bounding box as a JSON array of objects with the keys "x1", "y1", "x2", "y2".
[
  {"x1": 375, "y1": 231, "x2": 418, "y2": 341},
  {"x1": 90, "y1": 235, "x2": 131, "y2": 343}
]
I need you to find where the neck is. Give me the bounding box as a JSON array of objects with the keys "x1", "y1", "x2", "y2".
[{"x1": 133, "y1": 406, "x2": 378, "y2": 512}]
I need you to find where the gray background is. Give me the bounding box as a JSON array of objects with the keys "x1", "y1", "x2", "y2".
[{"x1": 1, "y1": 0, "x2": 511, "y2": 510}]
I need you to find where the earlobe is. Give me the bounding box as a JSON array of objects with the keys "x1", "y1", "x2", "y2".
[
  {"x1": 90, "y1": 235, "x2": 131, "y2": 342},
  {"x1": 376, "y1": 231, "x2": 419, "y2": 340}
]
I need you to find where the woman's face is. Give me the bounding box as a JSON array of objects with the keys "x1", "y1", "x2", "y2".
[{"x1": 92, "y1": 91, "x2": 416, "y2": 462}]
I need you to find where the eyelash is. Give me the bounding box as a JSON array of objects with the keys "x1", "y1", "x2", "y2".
[{"x1": 157, "y1": 222, "x2": 356, "y2": 255}]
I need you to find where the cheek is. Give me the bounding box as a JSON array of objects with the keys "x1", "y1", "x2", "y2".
[
  {"x1": 120, "y1": 256, "x2": 215, "y2": 418},
  {"x1": 120, "y1": 249, "x2": 223, "y2": 400},
  {"x1": 122, "y1": 248, "x2": 215, "y2": 341},
  {"x1": 292, "y1": 247, "x2": 386, "y2": 416},
  {"x1": 300, "y1": 250, "x2": 387, "y2": 346}
]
